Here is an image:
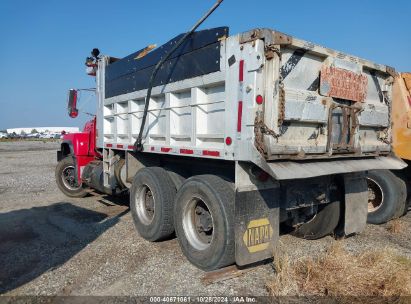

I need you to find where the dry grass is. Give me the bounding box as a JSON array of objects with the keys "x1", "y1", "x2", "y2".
[
  {"x1": 267, "y1": 243, "x2": 411, "y2": 297},
  {"x1": 387, "y1": 219, "x2": 406, "y2": 234}
]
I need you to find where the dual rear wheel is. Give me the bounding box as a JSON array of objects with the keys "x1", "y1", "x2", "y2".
[
  {"x1": 130, "y1": 168, "x2": 235, "y2": 271},
  {"x1": 174, "y1": 175, "x2": 235, "y2": 270},
  {"x1": 130, "y1": 167, "x2": 342, "y2": 270},
  {"x1": 366, "y1": 170, "x2": 407, "y2": 224}
]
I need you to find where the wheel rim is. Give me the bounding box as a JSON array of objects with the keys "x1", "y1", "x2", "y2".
[
  {"x1": 182, "y1": 197, "x2": 214, "y2": 251},
  {"x1": 61, "y1": 165, "x2": 82, "y2": 191},
  {"x1": 367, "y1": 177, "x2": 384, "y2": 212},
  {"x1": 135, "y1": 185, "x2": 155, "y2": 225}
]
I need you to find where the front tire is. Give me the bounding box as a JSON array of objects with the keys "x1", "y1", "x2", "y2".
[
  {"x1": 174, "y1": 175, "x2": 235, "y2": 271},
  {"x1": 55, "y1": 156, "x2": 88, "y2": 198}
]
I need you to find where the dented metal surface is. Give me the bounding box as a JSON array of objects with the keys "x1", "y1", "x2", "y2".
[
  {"x1": 251, "y1": 28, "x2": 395, "y2": 161},
  {"x1": 98, "y1": 27, "x2": 400, "y2": 180}
]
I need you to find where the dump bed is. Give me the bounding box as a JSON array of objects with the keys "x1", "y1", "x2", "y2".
[
  {"x1": 96, "y1": 27, "x2": 405, "y2": 178},
  {"x1": 392, "y1": 72, "x2": 411, "y2": 160}
]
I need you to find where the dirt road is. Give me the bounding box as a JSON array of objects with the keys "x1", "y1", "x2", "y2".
[{"x1": 0, "y1": 141, "x2": 410, "y2": 296}]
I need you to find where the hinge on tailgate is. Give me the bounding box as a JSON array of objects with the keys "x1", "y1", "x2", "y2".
[
  {"x1": 264, "y1": 45, "x2": 281, "y2": 61},
  {"x1": 239, "y1": 29, "x2": 292, "y2": 46},
  {"x1": 327, "y1": 103, "x2": 363, "y2": 153}
]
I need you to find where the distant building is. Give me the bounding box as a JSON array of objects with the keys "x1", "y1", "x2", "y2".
[{"x1": 6, "y1": 127, "x2": 80, "y2": 134}]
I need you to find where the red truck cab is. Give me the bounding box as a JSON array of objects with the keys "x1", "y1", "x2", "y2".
[{"x1": 56, "y1": 116, "x2": 100, "y2": 197}]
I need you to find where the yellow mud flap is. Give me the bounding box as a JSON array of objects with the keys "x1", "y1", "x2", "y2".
[{"x1": 235, "y1": 187, "x2": 280, "y2": 266}]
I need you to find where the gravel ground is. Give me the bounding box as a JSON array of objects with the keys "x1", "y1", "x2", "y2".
[{"x1": 0, "y1": 140, "x2": 410, "y2": 296}]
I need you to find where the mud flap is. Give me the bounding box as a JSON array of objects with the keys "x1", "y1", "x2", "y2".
[
  {"x1": 343, "y1": 173, "x2": 368, "y2": 236},
  {"x1": 234, "y1": 162, "x2": 280, "y2": 266}
]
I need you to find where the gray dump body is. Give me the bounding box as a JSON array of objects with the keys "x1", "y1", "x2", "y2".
[{"x1": 96, "y1": 28, "x2": 405, "y2": 180}]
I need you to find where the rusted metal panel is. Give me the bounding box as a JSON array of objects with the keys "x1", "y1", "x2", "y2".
[
  {"x1": 262, "y1": 33, "x2": 392, "y2": 160},
  {"x1": 239, "y1": 28, "x2": 292, "y2": 46},
  {"x1": 320, "y1": 66, "x2": 368, "y2": 102}
]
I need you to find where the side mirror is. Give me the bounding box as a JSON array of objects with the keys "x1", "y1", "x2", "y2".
[{"x1": 67, "y1": 89, "x2": 79, "y2": 118}]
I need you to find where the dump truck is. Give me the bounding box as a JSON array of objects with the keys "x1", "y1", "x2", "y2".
[
  {"x1": 55, "y1": 25, "x2": 407, "y2": 270},
  {"x1": 366, "y1": 73, "x2": 411, "y2": 224}
]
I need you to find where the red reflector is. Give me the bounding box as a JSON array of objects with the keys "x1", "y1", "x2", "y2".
[
  {"x1": 180, "y1": 149, "x2": 194, "y2": 154},
  {"x1": 408, "y1": 96, "x2": 411, "y2": 107},
  {"x1": 161, "y1": 147, "x2": 172, "y2": 152},
  {"x1": 239, "y1": 60, "x2": 244, "y2": 82},
  {"x1": 256, "y1": 95, "x2": 264, "y2": 105},
  {"x1": 128, "y1": 145, "x2": 134, "y2": 150},
  {"x1": 237, "y1": 101, "x2": 243, "y2": 132},
  {"x1": 225, "y1": 137, "x2": 232, "y2": 145},
  {"x1": 203, "y1": 150, "x2": 220, "y2": 157},
  {"x1": 117, "y1": 144, "x2": 124, "y2": 149},
  {"x1": 106, "y1": 144, "x2": 113, "y2": 148}
]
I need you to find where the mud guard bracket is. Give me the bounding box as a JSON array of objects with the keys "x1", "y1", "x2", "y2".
[
  {"x1": 234, "y1": 162, "x2": 280, "y2": 266},
  {"x1": 343, "y1": 173, "x2": 368, "y2": 236}
]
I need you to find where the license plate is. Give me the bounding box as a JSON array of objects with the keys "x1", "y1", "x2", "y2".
[{"x1": 320, "y1": 66, "x2": 368, "y2": 102}]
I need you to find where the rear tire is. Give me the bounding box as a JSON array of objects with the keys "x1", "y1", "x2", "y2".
[
  {"x1": 392, "y1": 171, "x2": 409, "y2": 218},
  {"x1": 366, "y1": 170, "x2": 407, "y2": 224},
  {"x1": 165, "y1": 169, "x2": 186, "y2": 191},
  {"x1": 55, "y1": 156, "x2": 88, "y2": 198},
  {"x1": 130, "y1": 167, "x2": 176, "y2": 241},
  {"x1": 174, "y1": 175, "x2": 235, "y2": 271},
  {"x1": 291, "y1": 201, "x2": 340, "y2": 240}
]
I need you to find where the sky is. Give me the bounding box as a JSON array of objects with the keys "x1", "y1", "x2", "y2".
[{"x1": 0, "y1": 0, "x2": 410, "y2": 130}]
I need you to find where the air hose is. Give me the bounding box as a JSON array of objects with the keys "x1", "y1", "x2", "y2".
[{"x1": 134, "y1": 0, "x2": 224, "y2": 152}]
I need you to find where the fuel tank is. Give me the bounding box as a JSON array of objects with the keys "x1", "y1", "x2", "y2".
[{"x1": 81, "y1": 161, "x2": 112, "y2": 195}]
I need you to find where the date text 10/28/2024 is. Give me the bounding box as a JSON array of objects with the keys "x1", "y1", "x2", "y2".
[{"x1": 149, "y1": 296, "x2": 257, "y2": 303}]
